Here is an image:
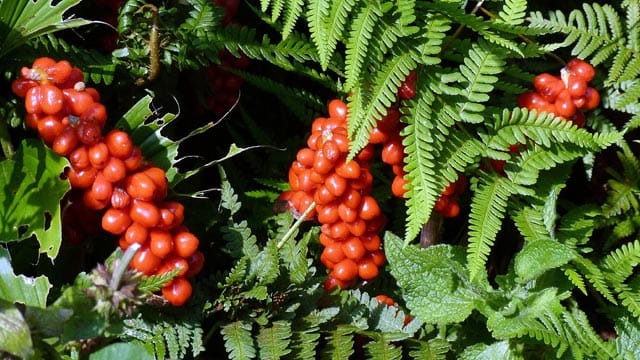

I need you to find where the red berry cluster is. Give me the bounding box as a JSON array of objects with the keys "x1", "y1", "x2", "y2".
[
  {"x1": 280, "y1": 99, "x2": 387, "y2": 290},
  {"x1": 12, "y1": 57, "x2": 203, "y2": 306},
  {"x1": 198, "y1": 0, "x2": 249, "y2": 116},
  {"x1": 368, "y1": 70, "x2": 467, "y2": 218},
  {"x1": 489, "y1": 59, "x2": 600, "y2": 174},
  {"x1": 518, "y1": 58, "x2": 600, "y2": 128}
]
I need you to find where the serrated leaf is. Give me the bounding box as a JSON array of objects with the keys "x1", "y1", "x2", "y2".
[
  {"x1": 386, "y1": 233, "x2": 479, "y2": 324},
  {"x1": 0, "y1": 139, "x2": 69, "y2": 259},
  {"x1": 89, "y1": 342, "x2": 154, "y2": 360},
  {"x1": 0, "y1": 248, "x2": 51, "y2": 308},
  {"x1": 514, "y1": 240, "x2": 577, "y2": 283},
  {"x1": 0, "y1": 300, "x2": 33, "y2": 359},
  {"x1": 257, "y1": 320, "x2": 292, "y2": 360}
]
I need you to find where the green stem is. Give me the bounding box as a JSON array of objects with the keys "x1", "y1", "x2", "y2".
[
  {"x1": 110, "y1": 243, "x2": 141, "y2": 290},
  {"x1": 277, "y1": 202, "x2": 316, "y2": 249},
  {"x1": 0, "y1": 118, "x2": 14, "y2": 158}
]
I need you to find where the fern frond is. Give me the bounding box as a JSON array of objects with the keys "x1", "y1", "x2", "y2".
[
  {"x1": 321, "y1": 325, "x2": 356, "y2": 360},
  {"x1": 348, "y1": 47, "x2": 417, "y2": 157},
  {"x1": 489, "y1": 108, "x2": 621, "y2": 151},
  {"x1": 306, "y1": 0, "x2": 331, "y2": 69},
  {"x1": 603, "y1": 179, "x2": 639, "y2": 217},
  {"x1": 408, "y1": 338, "x2": 450, "y2": 360},
  {"x1": 222, "y1": 321, "x2": 256, "y2": 360},
  {"x1": 344, "y1": 3, "x2": 382, "y2": 91},
  {"x1": 618, "y1": 279, "x2": 640, "y2": 318},
  {"x1": 322, "y1": 0, "x2": 357, "y2": 70},
  {"x1": 563, "y1": 265, "x2": 588, "y2": 295},
  {"x1": 395, "y1": 0, "x2": 417, "y2": 31},
  {"x1": 601, "y1": 239, "x2": 640, "y2": 285},
  {"x1": 281, "y1": 0, "x2": 305, "y2": 40},
  {"x1": 457, "y1": 40, "x2": 505, "y2": 123},
  {"x1": 364, "y1": 335, "x2": 403, "y2": 360},
  {"x1": 415, "y1": 13, "x2": 451, "y2": 64},
  {"x1": 496, "y1": 0, "x2": 527, "y2": 26},
  {"x1": 572, "y1": 256, "x2": 617, "y2": 304},
  {"x1": 467, "y1": 173, "x2": 521, "y2": 282},
  {"x1": 506, "y1": 143, "x2": 586, "y2": 186},
  {"x1": 512, "y1": 206, "x2": 551, "y2": 242},
  {"x1": 399, "y1": 81, "x2": 439, "y2": 242},
  {"x1": 257, "y1": 320, "x2": 292, "y2": 359}
]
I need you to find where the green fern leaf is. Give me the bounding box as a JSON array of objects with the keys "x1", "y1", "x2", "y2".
[
  {"x1": 618, "y1": 280, "x2": 640, "y2": 318},
  {"x1": 603, "y1": 179, "x2": 639, "y2": 217},
  {"x1": 306, "y1": 0, "x2": 331, "y2": 69},
  {"x1": 322, "y1": 0, "x2": 356, "y2": 70},
  {"x1": 364, "y1": 335, "x2": 403, "y2": 360},
  {"x1": 457, "y1": 40, "x2": 505, "y2": 123},
  {"x1": 269, "y1": 0, "x2": 285, "y2": 22},
  {"x1": 408, "y1": 338, "x2": 450, "y2": 360},
  {"x1": 321, "y1": 325, "x2": 356, "y2": 360},
  {"x1": 257, "y1": 321, "x2": 292, "y2": 360},
  {"x1": 572, "y1": 256, "x2": 617, "y2": 304},
  {"x1": 563, "y1": 265, "x2": 588, "y2": 295},
  {"x1": 468, "y1": 174, "x2": 521, "y2": 282},
  {"x1": 601, "y1": 239, "x2": 640, "y2": 285},
  {"x1": 348, "y1": 48, "x2": 417, "y2": 157},
  {"x1": 344, "y1": 3, "x2": 382, "y2": 90},
  {"x1": 512, "y1": 207, "x2": 551, "y2": 243},
  {"x1": 395, "y1": 0, "x2": 417, "y2": 31},
  {"x1": 399, "y1": 84, "x2": 439, "y2": 243},
  {"x1": 222, "y1": 321, "x2": 256, "y2": 360},
  {"x1": 614, "y1": 313, "x2": 640, "y2": 357},
  {"x1": 415, "y1": 13, "x2": 450, "y2": 64},
  {"x1": 281, "y1": 0, "x2": 305, "y2": 39},
  {"x1": 514, "y1": 239, "x2": 577, "y2": 283},
  {"x1": 289, "y1": 326, "x2": 320, "y2": 359},
  {"x1": 507, "y1": 143, "x2": 587, "y2": 186},
  {"x1": 496, "y1": 0, "x2": 527, "y2": 26}
]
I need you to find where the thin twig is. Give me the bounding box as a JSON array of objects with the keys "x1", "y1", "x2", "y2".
[{"x1": 277, "y1": 202, "x2": 317, "y2": 249}]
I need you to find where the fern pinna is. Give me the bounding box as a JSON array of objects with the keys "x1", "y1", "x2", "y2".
[{"x1": 206, "y1": 1, "x2": 640, "y2": 359}]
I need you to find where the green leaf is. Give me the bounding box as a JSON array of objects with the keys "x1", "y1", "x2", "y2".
[
  {"x1": 257, "y1": 320, "x2": 292, "y2": 360},
  {"x1": 114, "y1": 95, "x2": 180, "y2": 182},
  {"x1": 0, "y1": 300, "x2": 33, "y2": 359},
  {"x1": 89, "y1": 342, "x2": 154, "y2": 360},
  {"x1": 0, "y1": 139, "x2": 69, "y2": 259},
  {"x1": 459, "y1": 341, "x2": 515, "y2": 360},
  {"x1": 0, "y1": 0, "x2": 92, "y2": 58},
  {"x1": 0, "y1": 248, "x2": 51, "y2": 308},
  {"x1": 222, "y1": 321, "x2": 256, "y2": 360},
  {"x1": 514, "y1": 240, "x2": 577, "y2": 283},
  {"x1": 386, "y1": 232, "x2": 479, "y2": 324}
]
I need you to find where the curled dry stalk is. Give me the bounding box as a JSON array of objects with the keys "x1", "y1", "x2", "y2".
[{"x1": 134, "y1": 4, "x2": 161, "y2": 86}]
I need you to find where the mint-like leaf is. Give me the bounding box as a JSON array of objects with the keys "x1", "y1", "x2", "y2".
[{"x1": 385, "y1": 232, "x2": 479, "y2": 324}]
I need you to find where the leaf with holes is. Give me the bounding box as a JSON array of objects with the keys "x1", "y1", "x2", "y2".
[{"x1": 0, "y1": 139, "x2": 69, "y2": 259}]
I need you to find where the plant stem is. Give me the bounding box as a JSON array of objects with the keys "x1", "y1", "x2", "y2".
[
  {"x1": 0, "y1": 118, "x2": 14, "y2": 159},
  {"x1": 277, "y1": 202, "x2": 316, "y2": 249},
  {"x1": 110, "y1": 243, "x2": 141, "y2": 290},
  {"x1": 135, "y1": 4, "x2": 160, "y2": 86}
]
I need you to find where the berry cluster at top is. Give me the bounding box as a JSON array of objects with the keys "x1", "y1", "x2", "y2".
[
  {"x1": 490, "y1": 58, "x2": 601, "y2": 174},
  {"x1": 12, "y1": 57, "x2": 203, "y2": 306},
  {"x1": 518, "y1": 58, "x2": 600, "y2": 128}
]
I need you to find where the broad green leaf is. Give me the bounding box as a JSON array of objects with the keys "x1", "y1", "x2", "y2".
[
  {"x1": 386, "y1": 232, "x2": 479, "y2": 324},
  {"x1": 514, "y1": 240, "x2": 577, "y2": 283},
  {"x1": 89, "y1": 342, "x2": 154, "y2": 360},
  {"x1": 0, "y1": 247, "x2": 51, "y2": 308},
  {"x1": 114, "y1": 95, "x2": 180, "y2": 182},
  {"x1": 0, "y1": 300, "x2": 33, "y2": 359},
  {"x1": 0, "y1": 0, "x2": 92, "y2": 57},
  {"x1": 0, "y1": 139, "x2": 69, "y2": 258}
]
